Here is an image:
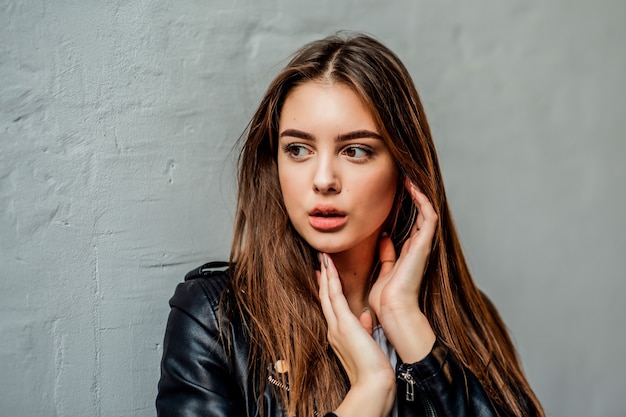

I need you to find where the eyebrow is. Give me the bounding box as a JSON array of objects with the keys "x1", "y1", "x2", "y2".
[{"x1": 279, "y1": 129, "x2": 383, "y2": 142}]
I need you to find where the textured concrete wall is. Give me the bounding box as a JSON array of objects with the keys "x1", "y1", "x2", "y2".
[{"x1": 1, "y1": 1, "x2": 624, "y2": 416}]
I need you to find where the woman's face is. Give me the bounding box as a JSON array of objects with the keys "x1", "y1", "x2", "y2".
[{"x1": 277, "y1": 81, "x2": 398, "y2": 256}]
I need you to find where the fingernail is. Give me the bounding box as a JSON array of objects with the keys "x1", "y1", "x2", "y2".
[
  {"x1": 322, "y1": 253, "x2": 329, "y2": 268},
  {"x1": 381, "y1": 232, "x2": 389, "y2": 238}
]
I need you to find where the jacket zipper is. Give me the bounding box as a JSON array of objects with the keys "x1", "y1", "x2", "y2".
[
  {"x1": 399, "y1": 369, "x2": 415, "y2": 401},
  {"x1": 267, "y1": 373, "x2": 322, "y2": 417},
  {"x1": 398, "y1": 365, "x2": 438, "y2": 417},
  {"x1": 267, "y1": 373, "x2": 290, "y2": 392},
  {"x1": 422, "y1": 396, "x2": 437, "y2": 417}
]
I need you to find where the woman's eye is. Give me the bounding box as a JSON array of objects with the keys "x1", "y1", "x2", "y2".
[
  {"x1": 284, "y1": 144, "x2": 311, "y2": 159},
  {"x1": 343, "y1": 146, "x2": 373, "y2": 160}
]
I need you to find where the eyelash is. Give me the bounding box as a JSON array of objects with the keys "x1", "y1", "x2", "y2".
[
  {"x1": 282, "y1": 144, "x2": 375, "y2": 161},
  {"x1": 342, "y1": 145, "x2": 374, "y2": 161},
  {"x1": 283, "y1": 144, "x2": 311, "y2": 159}
]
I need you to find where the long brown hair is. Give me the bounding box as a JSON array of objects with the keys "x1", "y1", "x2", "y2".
[{"x1": 229, "y1": 33, "x2": 544, "y2": 417}]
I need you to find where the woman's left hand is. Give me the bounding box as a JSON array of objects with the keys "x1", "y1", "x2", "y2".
[{"x1": 368, "y1": 178, "x2": 438, "y2": 363}]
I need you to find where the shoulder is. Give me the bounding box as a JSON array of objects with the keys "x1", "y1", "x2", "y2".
[
  {"x1": 169, "y1": 261, "x2": 231, "y2": 321},
  {"x1": 158, "y1": 262, "x2": 250, "y2": 415}
]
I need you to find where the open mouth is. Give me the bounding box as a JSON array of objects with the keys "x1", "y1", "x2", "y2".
[
  {"x1": 310, "y1": 208, "x2": 345, "y2": 217},
  {"x1": 312, "y1": 212, "x2": 343, "y2": 218},
  {"x1": 308, "y1": 208, "x2": 347, "y2": 231}
]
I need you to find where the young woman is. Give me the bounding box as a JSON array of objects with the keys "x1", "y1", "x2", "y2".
[{"x1": 157, "y1": 33, "x2": 545, "y2": 417}]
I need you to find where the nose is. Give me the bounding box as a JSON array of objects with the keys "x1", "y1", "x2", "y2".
[{"x1": 312, "y1": 156, "x2": 341, "y2": 194}]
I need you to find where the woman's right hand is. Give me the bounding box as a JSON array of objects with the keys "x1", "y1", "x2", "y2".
[{"x1": 318, "y1": 253, "x2": 396, "y2": 417}]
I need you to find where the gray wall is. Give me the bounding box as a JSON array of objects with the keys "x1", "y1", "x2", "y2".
[{"x1": 1, "y1": 1, "x2": 624, "y2": 416}]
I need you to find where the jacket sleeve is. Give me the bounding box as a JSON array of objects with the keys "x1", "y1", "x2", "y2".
[
  {"x1": 156, "y1": 279, "x2": 245, "y2": 417},
  {"x1": 396, "y1": 339, "x2": 510, "y2": 417}
]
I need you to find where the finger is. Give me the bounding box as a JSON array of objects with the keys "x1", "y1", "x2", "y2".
[
  {"x1": 404, "y1": 182, "x2": 436, "y2": 226},
  {"x1": 403, "y1": 178, "x2": 423, "y2": 234},
  {"x1": 403, "y1": 176, "x2": 421, "y2": 202},
  {"x1": 403, "y1": 179, "x2": 438, "y2": 241},
  {"x1": 412, "y1": 191, "x2": 438, "y2": 243},
  {"x1": 359, "y1": 308, "x2": 374, "y2": 336},
  {"x1": 378, "y1": 235, "x2": 397, "y2": 277},
  {"x1": 317, "y1": 254, "x2": 337, "y2": 329},
  {"x1": 416, "y1": 203, "x2": 425, "y2": 231},
  {"x1": 324, "y1": 254, "x2": 356, "y2": 321}
]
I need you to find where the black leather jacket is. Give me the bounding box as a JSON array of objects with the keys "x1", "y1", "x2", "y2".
[{"x1": 157, "y1": 263, "x2": 509, "y2": 417}]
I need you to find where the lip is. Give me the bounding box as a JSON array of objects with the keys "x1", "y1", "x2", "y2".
[{"x1": 308, "y1": 205, "x2": 347, "y2": 231}]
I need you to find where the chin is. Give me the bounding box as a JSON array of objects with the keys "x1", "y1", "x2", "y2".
[
  {"x1": 311, "y1": 236, "x2": 369, "y2": 256},
  {"x1": 304, "y1": 237, "x2": 350, "y2": 254},
  {"x1": 310, "y1": 243, "x2": 348, "y2": 255},
  {"x1": 300, "y1": 228, "x2": 380, "y2": 256}
]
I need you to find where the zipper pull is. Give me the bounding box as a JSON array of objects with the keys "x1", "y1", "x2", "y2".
[{"x1": 399, "y1": 369, "x2": 415, "y2": 402}]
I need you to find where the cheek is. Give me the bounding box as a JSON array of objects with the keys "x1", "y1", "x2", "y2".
[
  {"x1": 374, "y1": 163, "x2": 398, "y2": 198},
  {"x1": 359, "y1": 170, "x2": 398, "y2": 217},
  {"x1": 375, "y1": 183, "x2": 397, "y2": 215}
]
